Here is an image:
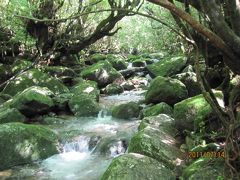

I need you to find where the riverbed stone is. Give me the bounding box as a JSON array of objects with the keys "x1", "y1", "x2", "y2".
[
  {"x1": 104, "y1": 83, "x2": 124, "y2": 95},
  {"x1": 101, "y1": 153, "x2": 175, "y2": 180},
  {"x1": 112, "y1": 102, "x2": 141, "y2": 119},
  {"x1": 174, "y1": 93, "x2": 222, "y2": 132},
  {"x1": 145, "y1": 76, "x2": 188, "y2": 105},
  {"x1": 106, "y1": 54, "x2": 127, "y2": 70},
  {"x1": 0, "y1": 108, "x2": 26, "y2": 124},
  {"x1": 0, "y1": 122, "x2": 58, "y2": 170},
  {"x1": 182, "y1": 158, "x2": 224, "y2": 180},
  {"x1": 147, "y1": 56, "x2": 187, "y2": 78},
  {"x1": 128, "y1": 126, "x2": 184, "y2": 169},
  {"x1": 70, "y1": 80, "x2": 100, "y2": 101},
  {"x1": 2, "y1": 69, "x2": 69, "y2": 96},
  {"x1": 142, "y1": 102, "x2": 173, "y2": 118},
  {"x1": 68, "y1": 94, "x2": 100, "y2": 116},
  {"x1": 80, "y1": 61, "x2": 122, "y2": 87},
  {"x1": 6, "y1": 86, "x2": 54, "y2": 117}
]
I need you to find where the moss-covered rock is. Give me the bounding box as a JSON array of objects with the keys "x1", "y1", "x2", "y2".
[
  {"x1": 52, "y1": 93, "x2": 74, "y2": 112},
  {"x1": 138, "y1": 114, "x2": 177, "y2": 137},
  {"x1": 132, "y1": 59, "x2": 147, "y2": 67},
  {"x1": 80, "y1": 61, "x2": 122, "y2": 87},
  {"x1": 70, "y1": 80, "x2": 100, "y2": 101},
  {"x1": 11, "y1": 60, "x2": 32, "y2": 74},
  {"x1": 142, "y1": 102, "x2": 173, "y2": 118},
  {"x1": 182, "y1": 158, "x2": 224, "y2": 180},
  {"x1": 148, "y1": 52, "x2": 165, "y2": 59},
  {"x1": 0, "y1": 122, "x2": 58, "y2": 170},
  {"x1": 40, "y1": 66, "x2": 76, "y2": 77},
  {"x1": 112, "y1": 102, "x2": 141, "y2": 119},
  {"x1": 145, "y1": 76, "x2": 188, "y2": 105},
  {"x1": 107, "y1": 54, "x2": 127, "y2": 70},
  {"x1": 7, "y1": 86, "x2": 54, "y2": 117},
  {"x1": 101, "y1": 153, "x2": 175, "y2": 180},
  {"x1": 147, "y1": 56, "x2": 187, "y2": 77},
  {"x1": 0, "y1": 94, "x2": 12, "y2": 105},
  {"x1": 0, "y1": 64, "x2": 12, "y2": 84},
  {"x1": 104, "y1": 83, "x2": 124, "y2": 95},
  {"x1": 174, "y1": 72, "x2": 201, "y2": 97},
  {"x1": 88, "y1": 53, "x2": 107, "y2": 64},
  {"x1": 2, "y1": 69, "x2": 69, "y2": 96},
  {"x1": 68, "y1": 94, "x2": 100, "y2": 116},
  {"x1": 128, "y1": 126, "x2": 184, "y2": 169},
  {"x1": 0, "y1": 108, "x2": 26, "y2": 124},
  {"x1": 173, "y1": 93, "x2": 223, "y2": 131}
]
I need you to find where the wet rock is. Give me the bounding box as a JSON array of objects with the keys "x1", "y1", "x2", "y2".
[
  {"x1": 106, "y1": 54, "x2": 127, "y2": 70},
  {"x1": 182, "y1": 158, "x2": 224, "y2": 180},
  {"x1": 68, "y1": 94, "x2": 100, "y2": 116},
  {"x1": 174, "y1": 92, "x2": 223, "y2": 132},
  {"x1": 103, "y1": 83, "x2": 124, "y2": 95},
  {"x1": 132, "y1": 59, "x2": 147, "y2": 67},
  {"x1": 2, "y1": 69, "x2": 69, "y2": 96},
  {"x1": 0, "y1": 108, "x2": 26, "y2": 124},
  {"x1": 145, "y1": 76, "x2": 188, "y2": 105},
  {"x1": 80, "y1": 61, "x2": 122, "y2": 87},
  {"x1": 120, "y1": 81, "x2": 135, "y2": 91},
  {"x1": 147, "y1": 56, "x2": 187, "y2": 78},
  {"x1": 128, "y1": 126, "x2": 184, "y2": 169},
  {"x1": 174, "y1": 72, "x2": 201, "y2": 97},
  {"x1": 5, "y1": 86, "x2": 54, "y2": 117},
  {"x1": 101, "y1": 153, "x2": 175, "y2": 180},
  {"x1": 112, "y1": 102, "x2": 141, "y2": 119},
  {"x1": 70, "y1": 80, "x2": 100, "y2": 101},
  {"x1": 142, "y1": 102, "x2": 173, "y2": 118},
  {"x1": 0, "y1": 122, "x2": 58, "y2": 170}
]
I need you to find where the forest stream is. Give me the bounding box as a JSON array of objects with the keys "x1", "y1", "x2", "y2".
[{"x1": 2, "y1": 91, "x2": 144, "y2": 180}]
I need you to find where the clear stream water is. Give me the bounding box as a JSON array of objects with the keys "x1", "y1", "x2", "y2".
[{"x1": 2, "y1": 91, "x2": 144, "y2": 180}]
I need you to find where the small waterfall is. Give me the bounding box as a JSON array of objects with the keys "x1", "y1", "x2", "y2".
[
  {"x1": 62, "y1": 136, "x2": 90, "y2": 153},
  {"x1": 97, "y1": 109, "x2": 111, "y2": 121},
  {"x1": 127, "y1": 62, "x2": 133, "y2": 69}
]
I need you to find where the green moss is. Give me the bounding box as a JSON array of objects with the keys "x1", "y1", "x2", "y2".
[
  {"x1": 101, "y1": 153, "x2": 175, "y2": 180},
  {"x1": 89, "y1": 53, "x2": 107, "y2": 63},
  {"x1": 68, "y1": 94, "x2": 100, "y2": 116},
  {"x1": 147, "y1": 56, "x2": 187, "y2": 77},
  {"x1": 2, "y1": 69, "x2": 69, "y2": 96},
  {"x1": 0, "y1": 108, "x2": 26, "y2": 124},
  {"x1": 40, "y1": 66, "x2": 75, "y2": 77},
  {"x1": 11, "y1": 60, "x2": 32, "y2": 74},
  {"x1": 145, "y1": 76, "x2": 188, "y2": 105},
  {"x1": 112, "y1": 102, "x2": 140, "y2": 119},
  {"x1": 0, "y1": 122, "x2": 58, "y2": 170},
  {"x1": 104, "y1": 83, "x2": 124, "y2": 95},
  {"x1": 143, "y1": 102, "x2": 173, "y2": 117}
]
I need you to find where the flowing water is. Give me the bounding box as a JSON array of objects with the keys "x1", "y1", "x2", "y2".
[{"x1": 3, "y1": 91, "x2": 144, "y2": 180}]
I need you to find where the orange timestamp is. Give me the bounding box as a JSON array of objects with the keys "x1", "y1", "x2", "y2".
[{"x1": 187, "y1": 151, "x2": 225, "y2": 158}]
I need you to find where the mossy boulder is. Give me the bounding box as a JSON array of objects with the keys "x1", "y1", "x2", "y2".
[
  {"x1": 142, "y1": 102, "x2": 173, "y2": 118},
  {"x1": 147, "y1": 56, "x2": 187, "y2": 78},
  {"x1": 174, "y1": 72, "x2": 201, "y2": 97},
  {"x1": 138, "y1": 114, "x2": 178, "y2": 136},
  {"x1": 182, "y1": 158, "x2": 224, "y2": 180},
  {"x1": 132, "y1": 59, "x2": 147, "y2": 67},
  {"x1": 68, "y1": 94, "x2": 100, "y2": 116},
  {"x1": 112, "y1": 102, "x2": 141, "y2": 119},
  {"x1": 0, "y1": 108, "x2": 26, "y2": 124},
  {"x1": 101, "y1": 153, "x2": 175, "y2": 180},
  {"x1": 7, "y1": 86, "x2": 54, "y2": 117},
  {"x1": 173, "y1": 93, "x2": 223, "y2": 131},
  {"x1": 11, "y1": 60, "x2": 32, "y2": 74},
  {"x1": 80, "y1": 61, "x2": 122, "y2": 87},
  {"x1": 107, "y1": 54, "x2": 127, "y2": 70},
  {"x1": 0, "y1": 123, "x2": 58, "y2": 170},
  {"x1": 70, "y1": 80, "x2": 100, "y2": 101},
  {"x1": 88, "y1": 53, "x2": 107, "y2": 64},
  {"x1": 40, "y1": 66, "x2": 76, "y2": 78},
  {"x1": 104, "y1": 83, "x2": 124, "y2": 95},
  {"x1": 0, "y1": 94, "x2": 12, "y2": 105},
  {"x1": 128, "y1": 126, "x2": 184, "y2": 169},
  {"x1": 52, "y1": 93, "x2": 74, "y2": 112},
  {"x1": 2, "y1": 69, "x2": 69, "y2": 96},
  {"x1": 145, "y1": 76, "x2": 188, "y2": 105}
]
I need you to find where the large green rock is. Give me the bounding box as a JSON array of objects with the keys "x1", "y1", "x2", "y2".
[
  {"x1": 0, "y1": 108, "x2": 26, "y2": 124},
  {"x1": 0, "y1": 123, "x2": 58, "y2": 170},
  {"x1": 107, "y1": 54, "x2": 127, "y2": 70},
  {"x1": 182, "y1": 158, "x2": 224, "y2": 180},
  {"x1": 147, "y1": 56, "x2": 187, "y2": 77},
  {"x1": 40, "y1": 66, "x2": 76, "y2": 77},
  {"x1": 101, "y1": 153, "x2": 175, "y2": 180},
  {"x1": 68, "y1": 94, "x2": 100, "y2": 116},
  {"x1": 88, "y1": 53, "x2": 107, "y2": 64},
  {"x1": 70, "y1": 80, "x2": 100, "y2": 101},
  {"x1": 2, "y1": 69, "x2": 69, "y2": 96},
  {"x1": 138, "y1": 114, "x2": 178, "y2": 137},
  {"x1": 128, "y1": 126, "x2": 184, "y2": 169},
  {"x1": 112, "y1": 102, "x2": 141, "y2": 119},
  {"x1": 142, "y1": 102, "x2": 173, "y2": 118},
  {"x1": 104, "y1": 83, "x2": 124, "y2": 95},
  {"x1": 145, "y1": 76, "x2": 188, "y2": 105},
  {"x1": 80, "y1": 61, "x2": 122, "y2": 87},
  {"x1": 174, "y1": 72, "x2": 201, "y2": 97},
  {"x1": 6, "y1": 86, "x2": 54, "y2": 117},
  {"x1": 173, "y1": 93, "x2": 223, "y2": 131}
]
